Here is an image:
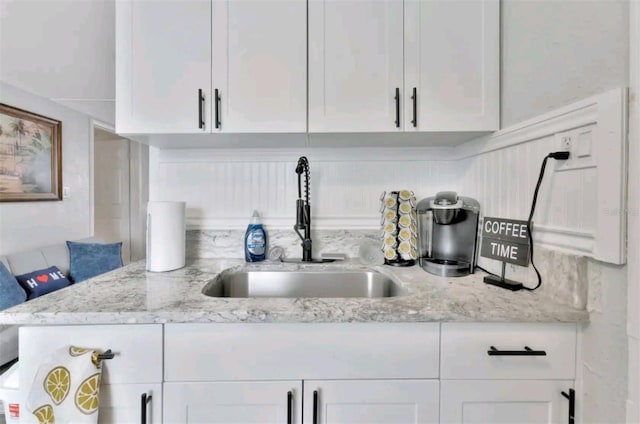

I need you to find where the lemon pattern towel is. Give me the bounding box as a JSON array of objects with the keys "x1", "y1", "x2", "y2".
[{"x1": 27, "y1": 345, "x2": 104, "y2": 424}]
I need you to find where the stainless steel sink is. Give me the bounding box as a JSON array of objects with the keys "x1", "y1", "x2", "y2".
[{"x1": 202, "y1": 270, "x2": 405, "y2": 298}]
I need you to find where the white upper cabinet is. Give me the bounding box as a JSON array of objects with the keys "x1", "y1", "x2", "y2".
[
  {"x1": 117, "y1": 0, "x2": 499, "y2": 136},
  {"x1": 309, "y1": 0, "x2": 498, "y2": 134},
  {"x1": 404, "y1": 0, "x2": 499, "y2": 131},
  {"x1": 116, "y1": 0, "x2": 211, "y2": 134},
  {"x1": 308, "y1": 0, "x2": 404, "y2": 132},
  {"x1": 212, "y1": 0, "x2": 307, "y2": 133},
  {"x1": 117, "y1": 0, "x2": 306, "y2": 134}
]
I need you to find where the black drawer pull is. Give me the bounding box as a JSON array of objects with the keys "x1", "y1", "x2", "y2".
[
  {"x1": 394, "y1": 87, "x2": 400, "y2": 128},
  {"x1": 141, "y1": 392, "x2": 152, "y2": 424},
  {"x1": 313, "y1": 390, "x2": 319, "y2": 424},
  {"x1": 198, "y1": 89, "x2": 205, "y2": 129},
  {"x1": 91, "y1": 349, "x2": 116, "y2": 366},
  {"x1": 561, "y1": 388, "x2": 575, "y2": 424},
  {"x1": 97, "y1": 349, "x2": 115, "y2": 360},
  {"x1": 411, "y1": 87, "x2": 417, "y2": 127},
  {"x1": 488, "y1": 346, "x2": 547, "y2": 356},
  {"x1": 287, "y1": 391, "x2": 293, "y2": 424},
  {"x1": 214, "y1": 88, "x2": 221, "y2": 129}
]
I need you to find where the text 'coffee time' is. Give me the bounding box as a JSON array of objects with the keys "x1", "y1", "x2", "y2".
[{"x1": 480, "y1": 217, "x2": 531, "y2": 267}]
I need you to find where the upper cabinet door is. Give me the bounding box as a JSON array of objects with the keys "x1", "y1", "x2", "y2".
[
  {"x1": 404, "y1": 0, "x2": 499, "y2": 132},
  {"x1": 116, "y1": 0, "x2": 211, "y2": 134},
  {"x1": 308, "y1": 0, "x2": 404, "y2": 132},
  {"x1": 212, "y1": 0, "x2": 307, "y2": 133}
]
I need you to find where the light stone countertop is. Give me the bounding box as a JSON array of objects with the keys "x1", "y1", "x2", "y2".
[{"x1": 0, "y1": 259, "x2": 589, "y2": 325}]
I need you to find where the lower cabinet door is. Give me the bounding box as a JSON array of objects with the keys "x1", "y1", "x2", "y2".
[
  {"x1": 304, "y1": 380, "x2": 439, "y2": 424},
  {"x1": 99, "y1": 383, "x2": 162, "y2": 424},
  {"x1": 163, "y1": 381, "x2": 303, "y2": 424},
  {"x1": 440, "y1": 380, "x2": 574, "y2": 423}
]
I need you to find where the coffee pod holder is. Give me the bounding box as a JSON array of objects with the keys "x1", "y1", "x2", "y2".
[{"x1": 380, "y1": 190, "x2": 417, "y2": 267}]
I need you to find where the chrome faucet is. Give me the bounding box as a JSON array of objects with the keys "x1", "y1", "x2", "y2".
[{"x1": 294, "y1": 156, "x2": 312, "y2": 261}]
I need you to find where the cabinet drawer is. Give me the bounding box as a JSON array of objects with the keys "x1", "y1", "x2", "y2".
[
  {"x1": 165, "y1": 323, "x2": 440, "y2": 381},
  {"x1": 19, "y1": 324, "x2": 163, "y2": 384},
  {"x1": 441, "y1": 323, "x2": 576, "y2": 380}
]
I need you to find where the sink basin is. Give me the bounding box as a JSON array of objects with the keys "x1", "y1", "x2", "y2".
[{"x1": 202, "y1": 270, "x2": 405, "y2": 298}]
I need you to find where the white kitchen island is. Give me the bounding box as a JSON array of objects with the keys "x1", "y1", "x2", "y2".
[{"x1": 0, "y1": 259, "x2": 587, "y2": 423}]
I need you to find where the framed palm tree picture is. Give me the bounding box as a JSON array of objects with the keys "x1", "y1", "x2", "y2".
[{"x1": 0, "y1": 103, "x2": 62, "y2": 201}]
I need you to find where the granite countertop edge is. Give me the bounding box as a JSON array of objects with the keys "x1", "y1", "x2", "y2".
[{"x1": 0, "y1": 259, "x2": 590, "y2": 325}]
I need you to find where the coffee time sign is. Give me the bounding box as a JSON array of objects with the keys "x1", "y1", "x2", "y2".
[{"x1": 480, "y1": 217, "x2": 531, "y2": 267}]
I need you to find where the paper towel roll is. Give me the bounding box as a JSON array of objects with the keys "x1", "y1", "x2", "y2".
[{"x1": 146, "y1": 201, "x2": 186, "y2": 272}]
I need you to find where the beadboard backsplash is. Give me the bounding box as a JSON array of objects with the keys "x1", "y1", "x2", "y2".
[
  {"x1": 149, "y1": 147, "x2": 458, "y2": 229},
  {"x1": 150, "y1": 88, "x2": 628, "y2": 265}
]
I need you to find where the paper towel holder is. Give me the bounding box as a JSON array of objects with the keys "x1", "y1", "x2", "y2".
[{"x1": 146, "y1": 201, "x2": 186, "y2": 272}]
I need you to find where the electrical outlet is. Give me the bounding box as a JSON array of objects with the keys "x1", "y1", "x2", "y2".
[
  {"x1": 560, "y1": 134, "x2": 572, "y2": 152},
  {"x1": 554, "y1": 125, "x2": 596, "y2": 172}
]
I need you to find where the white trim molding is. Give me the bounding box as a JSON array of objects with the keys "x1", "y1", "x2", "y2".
[{"x1": 456, "y1": 99, "x2": 599, "y2": 159}]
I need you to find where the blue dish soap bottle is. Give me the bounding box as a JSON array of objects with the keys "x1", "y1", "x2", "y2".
[{"x1": 245, "y1": 210, "x2": 267, "y2": 262}]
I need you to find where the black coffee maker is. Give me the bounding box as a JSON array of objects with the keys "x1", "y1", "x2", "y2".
[{"x1": 416, "y1": 191, "x2": 480, "y2": 277}]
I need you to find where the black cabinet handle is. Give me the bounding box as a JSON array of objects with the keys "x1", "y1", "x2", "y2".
[
  {"x1": 96, "y1": 349, "x2": 115, "y2": 361},
  {"x1": 214, "y1": 88, "x2": 221, "y2": 129},
  {"x1": 561, "y1": 388, "x2": 575, "y2": 424},
  {"x1": 411, "y1": 87, "x2": 417, "y2": 127},
  {"x1": 198, "y1": 89, "x2": 205, "y2": 129},
  {"x1": 487, "y1": 346, "x2": 547, "y2": 356},
  {"x1": 141, "y1": 392, "x2": 152, "y2": 424},
  {"x1": 92, "y1": 349, "x2": 114, "y2": 366},
  {"x1": 313, "y1": 390, "x2": 319, "y2": 424},
  {"x1": 287, "y1": 391, "x2": 293, "y2": 424},
  {"x1": 394, "y1": 87, "x2": 400, "y2": 128}
]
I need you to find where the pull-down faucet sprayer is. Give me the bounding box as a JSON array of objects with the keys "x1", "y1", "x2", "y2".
[{"x1": 294, "y1": 156, "x2": 312, "y2": 262}]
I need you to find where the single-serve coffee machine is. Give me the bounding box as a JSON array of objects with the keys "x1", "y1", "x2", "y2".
[{"x1": 416, "y1": 191, "x2": 480, "y2": 277}]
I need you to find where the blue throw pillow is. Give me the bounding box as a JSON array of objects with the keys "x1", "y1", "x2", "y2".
[
  {"x1": 0, "y1": 262, "x2": 27, "y2": 309},
  {"x1": 67, "y1": 241, "x2": 123, "y2": 283},
  {"x1": 15, "y1": 266, "x2": 71, "y2": 300}
]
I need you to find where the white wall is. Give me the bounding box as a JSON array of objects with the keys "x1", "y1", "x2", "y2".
[
  {"x1": 0, "y1": 0, "x2": 115, "y2": 125},
  {"x1": 501, "y1": 0, "x2": 629, "y2": 127},
  {"x1": 0, "y1": 82, "x2": 93, "y2": 254}
]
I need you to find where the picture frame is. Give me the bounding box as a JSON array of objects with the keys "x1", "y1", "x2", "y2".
[{"x1": 0, "y1": 103, "x2": 62, "y2": 202}]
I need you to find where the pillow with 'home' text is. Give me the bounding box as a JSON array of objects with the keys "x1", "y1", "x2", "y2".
[{"x1": 15, "y1": 266, "x2": 71, "y2": 300}]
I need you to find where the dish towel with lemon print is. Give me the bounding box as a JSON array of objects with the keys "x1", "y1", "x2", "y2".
[{"x1": 26, "y1": 345, "x2": 104, "y2": 424}]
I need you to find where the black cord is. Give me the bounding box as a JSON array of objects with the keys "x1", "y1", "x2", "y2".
[{"x1": 521, "y1": 151, "x2": 569, "y2": 291}]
